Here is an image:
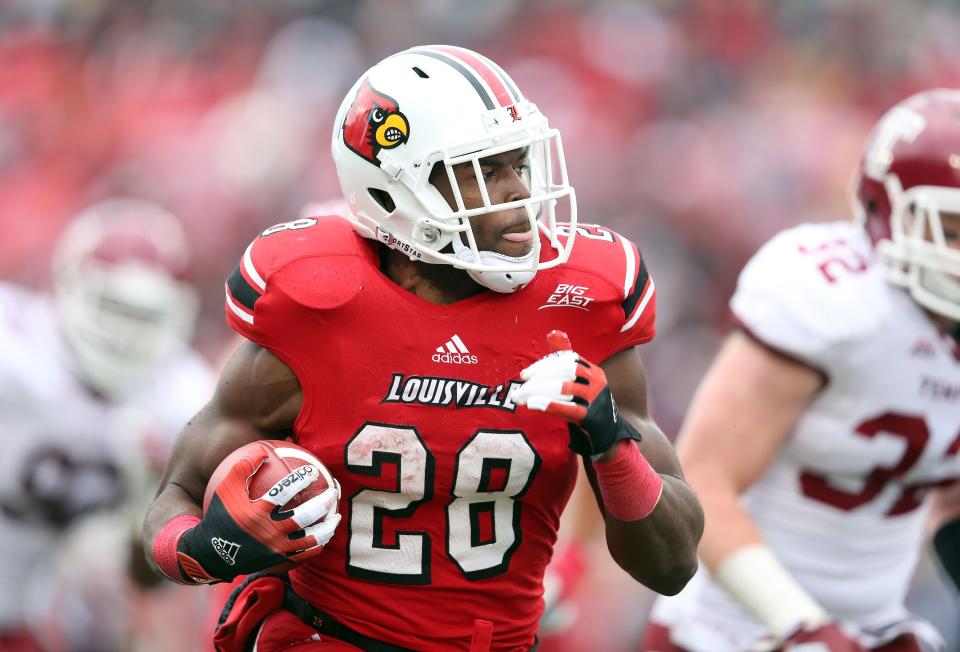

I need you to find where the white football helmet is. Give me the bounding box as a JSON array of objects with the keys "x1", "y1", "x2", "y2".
[
  {"x1": 51, "y1": 199, "x2": 200, "y2": 397},
  {"x1": 852, "y1": 89, "x2": 960, "y2": 321},
  {"x1": 331, "y1": 45, "x2": 577, "y2": 293}
]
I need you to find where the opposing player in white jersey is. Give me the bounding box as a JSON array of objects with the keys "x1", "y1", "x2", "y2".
[
  {"x1": 644, "y1": 90, "x2": 960, "y2": 652},
  {"x1": 0, "y1": 199, "x2": 213, "y2": 650}
]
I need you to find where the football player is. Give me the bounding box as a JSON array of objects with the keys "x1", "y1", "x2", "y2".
[
  {"x1": 0, "y1": 199, "x2": 213, "y2": 650},
  {"x1": 643, "y1": 90, "x2": 960, "y2": 652},
  {"x1": 144, "y1": 45, "x2": 704, "y2": 652}
]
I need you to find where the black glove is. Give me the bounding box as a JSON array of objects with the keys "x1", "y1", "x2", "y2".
[{"x1": 176, "y1": 455, "x2": 340, "y2": 583}]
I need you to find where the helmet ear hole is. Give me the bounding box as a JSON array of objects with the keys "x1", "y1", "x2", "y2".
[{"x1": 367, "y1": 188, "x2": 396, "y2": 214}]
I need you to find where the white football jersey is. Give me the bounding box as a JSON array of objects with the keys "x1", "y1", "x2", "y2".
[
  {"x1": 653, "y1": 221, "x2": 960, "y2": 651},
  {"x1": 0, "y1": 282, "x2": 213, "y2": 629}
]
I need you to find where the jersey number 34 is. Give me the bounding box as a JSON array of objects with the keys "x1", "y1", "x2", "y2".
[{"x1": 801, "y1": 411, "x2": 960, "y2": 516}]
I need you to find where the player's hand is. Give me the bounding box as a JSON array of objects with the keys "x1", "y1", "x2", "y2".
[
  {"x1": 175, "y1": 454, "x2": 341, "y2": 583},
  {"x1": 513, "y1": 330, "x2": 640, "y2": 457},
  {"x1": 753, "y1": 621, "x2": 868, "y2": 651}
]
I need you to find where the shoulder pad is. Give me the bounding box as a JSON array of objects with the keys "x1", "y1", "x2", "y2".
[
  {"x1": 0, "y1": 283, "x2": 56, "y2": 385},
  {"x1": 553, "y1": 223, "x2": 656, "y2": 354},
  {"x1": 732, "y1": 221, "x2": 892, "y2": 367},
  {"x1": 0, "y1": 282, "x2": 50, "y2": 339},
  {"x1": 136, "y1": 350, "x2": 215, "y2": 437},
  {"x1": 224, "y1": 216, "x2": 366, "y2": 338}
]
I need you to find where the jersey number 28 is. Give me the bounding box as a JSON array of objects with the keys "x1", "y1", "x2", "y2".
[{"x1": 344, "y1": 422, "x2": 540, "y2": 584}]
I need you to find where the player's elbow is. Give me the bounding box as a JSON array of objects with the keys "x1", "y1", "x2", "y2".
[
  {"x1": 614, "y1": 544, "x2": 699, "y2": 596},
  {"x1": 642, "y1": 556, "x2": 699, "y2": 596}
]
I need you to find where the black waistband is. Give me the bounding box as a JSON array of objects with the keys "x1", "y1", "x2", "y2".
[
  {"x1": 281, "y1": 587, "x2": 415, "y2": 652},
  {"x1": 280, "y1": 587, "x2": 538, "y2": 652}
]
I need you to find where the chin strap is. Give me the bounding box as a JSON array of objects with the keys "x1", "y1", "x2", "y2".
[
  {"x1": 452, "y1": 239, "x2": 536, "y2": 293},
  {"x1": 466, "y1": 262, "x2": 535, "y2": 294},
  {"x1": 376, "y1": 226, "x2": 537, "y2": 293}
]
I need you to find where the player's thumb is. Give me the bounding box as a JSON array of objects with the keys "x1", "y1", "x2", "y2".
[
  {"x1": 224, "y1": 454, "x2": 269, "y2": 490},
  {"x1": 547, "y1": 330, "x2": 573, "y2": 353}
]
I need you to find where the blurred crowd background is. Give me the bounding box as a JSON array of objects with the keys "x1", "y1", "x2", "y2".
[{"x1": 1, "y1": 0, "x2": 959, "y2": 650}]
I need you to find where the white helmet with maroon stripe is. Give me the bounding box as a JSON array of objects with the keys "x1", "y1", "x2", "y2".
[
  {"x1": 331, "y1": 44, "x2": 577, "y2": 293},
  {"x1": 52, "y1": 199, "x2": 199, "y2": 397},
  {"x1": 852, "y1": 89, "x2": 960, "y2": 321}
]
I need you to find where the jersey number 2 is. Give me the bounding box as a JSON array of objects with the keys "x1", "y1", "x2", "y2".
[{"x1": 345, "y1": 422, "x2": 540, "y2": 584}]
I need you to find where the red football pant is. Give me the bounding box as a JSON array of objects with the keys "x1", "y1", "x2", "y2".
[
  {"x1": 251, "y1": 611, "x2": 363, "y2": 651},
  {"x1": 0, "y1": 628, "x2": 44, "y2": 652}
]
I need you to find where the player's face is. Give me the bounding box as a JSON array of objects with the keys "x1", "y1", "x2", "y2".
[
  {"x1": 430, "y1": 148, "x2": 534, "y2": 258},
  {"x1": 907, "y1": 207, "x2": 960, "y2": 249},
  {"x1": 941, "y1": 212, "x2": 960, "y2": 327},
  {"x1": 916, "y1": 209, "x2": 960, "y2": 329},
  {"x1": 942, "y1": 212, "x2": 960, "y2": 250}
]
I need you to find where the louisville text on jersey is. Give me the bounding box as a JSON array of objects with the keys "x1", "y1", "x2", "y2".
[{"x1": 382, "y1": 373, "x2": 522, "y2": 411}]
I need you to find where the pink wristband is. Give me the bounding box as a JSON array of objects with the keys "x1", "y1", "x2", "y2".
[
  {"x1": 152, "y1": 514, "x2": 201, "y2": 584},
  {"x1": 593, "y1": 441, "x2": 663, "y2": 520}
]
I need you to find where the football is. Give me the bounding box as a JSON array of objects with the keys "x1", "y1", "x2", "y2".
[{"x1": 203, "y1": 439, "x2": 336, "y2": 514}]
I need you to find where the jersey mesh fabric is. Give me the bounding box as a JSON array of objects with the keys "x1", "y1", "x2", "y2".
[{"x1": 223, "y1": 216, "x2": 656, "y2": 651}]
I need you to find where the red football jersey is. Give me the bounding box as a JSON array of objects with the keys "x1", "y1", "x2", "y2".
[{"x1": 224, "y1": 216, "x2": 655, "y2": 651}]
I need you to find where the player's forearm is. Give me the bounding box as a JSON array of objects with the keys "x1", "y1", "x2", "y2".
[
  {"x1": 141, "y1": 482, "x2": 202, "y2": 577},
  {"x1": 602, "y1": 472, "x2": 702, "y2": 594},
  {"x1": 689, "y1": 465, "x2": 830, "y2": 636},
  {"x1": 590, "y1": 413, "x2": 703, "y2": 595},
  {"x1": 688, "y1": 465, "x2": 766, "y2": 570}
]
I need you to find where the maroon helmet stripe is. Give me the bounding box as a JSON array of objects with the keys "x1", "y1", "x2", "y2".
[{"x1": 428, "y1": 45, "x2": 515, "y2": 107}]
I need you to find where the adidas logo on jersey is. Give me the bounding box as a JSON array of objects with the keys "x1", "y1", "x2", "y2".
[
  {"x1": 211, "y1": 537, "x2": 240, "y2": 566},
  {"x1": 433, "y1": 334, "x2": 478, "y2": 364}
]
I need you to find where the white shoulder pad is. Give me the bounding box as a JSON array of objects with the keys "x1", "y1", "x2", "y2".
[
  {"x1": 0, "y1": 282, "x2": 43, "y2": 327},
  {"x1": 0, "y1": 283, "x2": 60, "y2": 388},
  {"x1": 129, "y1": 349, "x2": 216, "y2": 445},
  {"x1": 731, "y1": 222, "x2": 893, "y2": 369},
  {"x1": 0, "y1": 282, "x2": 56, "y2": 352}
]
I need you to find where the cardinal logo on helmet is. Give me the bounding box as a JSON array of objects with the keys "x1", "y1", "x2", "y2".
[{"x1": 342, "y1": 79, "x2": 409, "y2": 166}]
